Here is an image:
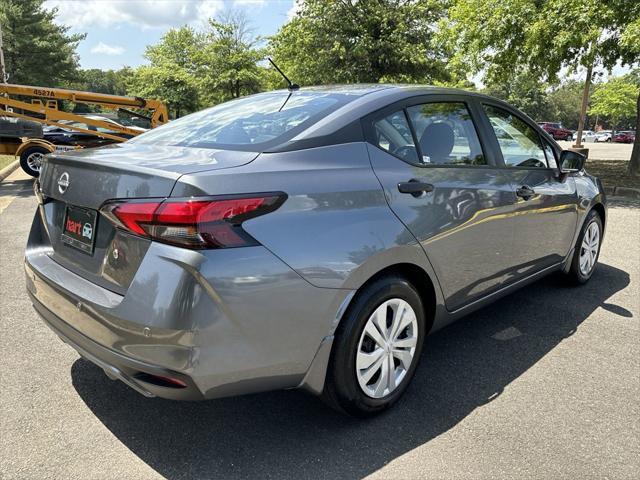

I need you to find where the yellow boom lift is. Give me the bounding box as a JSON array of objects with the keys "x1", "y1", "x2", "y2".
[{"x1": 0, "y1": 83, "x2": 169, "y2": 176}]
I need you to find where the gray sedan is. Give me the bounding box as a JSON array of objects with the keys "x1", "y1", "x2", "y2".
[{"x1": 26, "y1": 85, "x2": 606, "y2": 416}]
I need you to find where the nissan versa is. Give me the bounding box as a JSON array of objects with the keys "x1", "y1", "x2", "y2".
[{"x1": 25, "y1": 85, "x2": 606, "y2": 416}]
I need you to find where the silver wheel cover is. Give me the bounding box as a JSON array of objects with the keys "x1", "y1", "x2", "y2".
[
  {"x1": 579, "y1": 221, "x2": 600, "y2": 275},
  {"x1": 356, "y1": 298, "x2": 418, "y2": 399}
]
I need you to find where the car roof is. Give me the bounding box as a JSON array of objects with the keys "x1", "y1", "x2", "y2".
[
  {"x1": 284, "y1": 84, "x2": 513, "y2": 145},
  {"x1": 293, "y1": 83, "x2": 487, "y2": 99}
]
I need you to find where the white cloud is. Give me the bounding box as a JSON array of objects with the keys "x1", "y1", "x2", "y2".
[
  {"x1": 44, "y1": 0, "x2": 225, "y2": 30},
  {"x1": 90, "y1": 42, "x2": 125, "y2": 55},
  {"x1": 287, "y1": 0, "x2": 303, "y2": 21}
]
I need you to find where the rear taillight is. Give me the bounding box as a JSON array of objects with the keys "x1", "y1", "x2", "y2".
[{"x1": 101, "y1": 194, "x2": 285, "y2": 249}]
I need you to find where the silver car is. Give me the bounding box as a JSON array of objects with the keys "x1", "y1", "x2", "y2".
[{"x1": 26, "y1": 85, "x2": 606, "y2": 416}]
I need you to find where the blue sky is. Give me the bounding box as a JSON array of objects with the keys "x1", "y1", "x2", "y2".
[{"x1": 44, "y1": 1, "x2": 297, "y2": 70}]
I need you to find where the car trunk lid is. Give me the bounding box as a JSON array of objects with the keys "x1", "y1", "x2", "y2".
[
  {"x1": 39, "y1": 142, "x2": 259, "y2": 208},
  {"x1": 36, "y1": 142, "x2": 259, "y2": 293}
]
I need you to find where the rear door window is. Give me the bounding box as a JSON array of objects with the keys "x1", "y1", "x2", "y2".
[{"x1": 407, "y1": 102, "x2": 485, "y2": 165}]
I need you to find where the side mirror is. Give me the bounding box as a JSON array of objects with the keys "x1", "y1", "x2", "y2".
[{"x1": 559, "y1": 150, "x2": 586, "y2": 173}]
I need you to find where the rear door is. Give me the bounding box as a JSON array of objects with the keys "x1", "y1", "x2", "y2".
[
  {"x1": 365, "y1": 95, "x2": 517, "y2": 311},
  {"x1": 477, "y1": 102, "x2": 578, "y2": 278}
]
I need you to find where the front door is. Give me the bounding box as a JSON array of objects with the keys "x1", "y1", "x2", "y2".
[
  {"x1": 366, "y1": 98, "x2": 517, "y2": 311},
  {"x1": 480, "y1": 103, "x2": 578, "y2": 278}
]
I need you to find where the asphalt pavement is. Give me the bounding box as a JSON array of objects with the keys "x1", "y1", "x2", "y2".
[{"x1": 1, "y1": 168, "x2": 638, "y2": 479}]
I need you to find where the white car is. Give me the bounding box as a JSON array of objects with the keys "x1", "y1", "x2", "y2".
[
  {"x1": 595, "y1": 130, "x2": 613, "y2": 142},
  {"x1": 573, "y1": 130, "x2": 597, "y2": 143}
]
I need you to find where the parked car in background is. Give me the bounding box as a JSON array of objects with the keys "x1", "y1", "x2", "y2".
[
  {"x1": 613, "y1": 131, "x2": 636, "y2": 143},
  {"x1": 573, "y1": 130, "x2": 597, "y2": 143},
  {"x1": 26, "y1": 85, "x2": 606, "y2": 416},
  {"x1": 43, "y1": 115, "x2": 142, "y2": 148},
  {"x1": 595, "y1": 130, "x2": 613, "y2": 142},
  {"x1": 537, "y1": 122, "x2": 574, "y2": 141}
]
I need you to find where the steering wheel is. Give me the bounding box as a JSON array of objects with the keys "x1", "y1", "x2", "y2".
[
  {"x1": 516, "y1": 158, "x2": 546, "y2": 168},
  {"x1": 393, "y1": 145, "x2": 417, "y2": 161}
]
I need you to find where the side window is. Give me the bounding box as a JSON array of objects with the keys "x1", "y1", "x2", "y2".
[
  {"x1": 373, "y1": 110, "x2": 419, "y2": 163},
  {"x1": 483, "y1": 105, "x2": 548, "y2": 168},
  {"x1": 407, "y1": 102, "x2": 485, "y2": 165}
]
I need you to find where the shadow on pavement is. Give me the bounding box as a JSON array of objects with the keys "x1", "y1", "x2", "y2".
[
  {"x1": 71, "y1": 263, "x2": 630, "y2": 480},
  {"x1": 0, "y1": 177, "x2": 34, "y2": 199}
]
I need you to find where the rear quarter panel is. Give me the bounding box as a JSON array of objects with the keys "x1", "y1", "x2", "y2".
[{"x1": 172, "y1": 143, "x2": 441, "y2": 294}]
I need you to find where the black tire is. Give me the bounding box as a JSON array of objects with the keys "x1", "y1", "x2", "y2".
[
  {"x1": 565, "y1": 209, "x2": 603, "y2": 284},
  {"x1": 19, "y1": 146, "x2": 49, "y2": 177},
  {"x1": 566, "y1": 134, "x2": 573, "y2": 141},
  {"x1": 322, "y1": 276, "x2": 426, "y2": 417}
]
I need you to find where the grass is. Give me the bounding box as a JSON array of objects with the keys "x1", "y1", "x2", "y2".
[
  {"x1": 0, "y1": 154, "x2": 17, "y2": 171},
  {"x1": 585, "y1": 160, "x2": 640, "y2": 190}
]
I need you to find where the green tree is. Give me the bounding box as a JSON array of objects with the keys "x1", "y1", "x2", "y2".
[
  {"x1": 197, "y1": 10, "x2": 264, "y2": 103},
  {"x1": 0, "y1": 0, "x2": 84, "y2": 85},
  {"x1": 128, "y1": 27, "x2": 203, "y2": 117},
  {"x1": 546, "y1": 81, "x2": 591, "y2": 130},
  {"x1": 269, "y1": 0, "x2": 450, "y2": 86},
  {"x1": 78, "y1": 68, "x2": 132, "y2": 96},
  {"x1": 590, "y1": 74, "x2": 640, "y2": 129},
  {"x1": 442, "y1": 0, "x2": 640, "y2": 156},
  {"x1": 484, "y1": 73, "x2": 553, "y2": 122}
]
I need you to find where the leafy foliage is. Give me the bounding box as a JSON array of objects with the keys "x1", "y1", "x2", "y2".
[
  {"x1": 269, "y1": 0, "x2": 450, "y2": 86},
  {"x1": 127, "y1": 13, "x2": 266, "y2": 117},
  {"x1": 442, "y1": 0, "x2": 640, "y2": 84},
  {"x1": 127, "y1": 26, "x2": 203, "y2": 118},
  {"x1": 0, "y1": 0, "x2": 85, "y2": 85},
  {"x1": 590, "y1": 74, "x2": 640, "y2": 128},
  {"x1": 196, "y1": 11, "x2": 265, "y2": 104}
]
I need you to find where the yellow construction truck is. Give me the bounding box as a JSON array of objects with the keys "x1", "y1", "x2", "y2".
[{"x1": 0, "y1": 83, "x2": 169, "y2": 176}]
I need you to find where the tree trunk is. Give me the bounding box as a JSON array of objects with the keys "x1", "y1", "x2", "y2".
[
  {"x1": 628, "y1": 91, "x2": 640, "y2": 176},
  {"x1": 575, "y1": 60, "x2": 594, "y2": 148}
]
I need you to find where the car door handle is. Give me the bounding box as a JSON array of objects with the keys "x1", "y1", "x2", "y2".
[
  {"x1": 398, "y1": 179, "x2": 434, "y2": 197},
  {"x1": 516, "y1": 185, "x2": 535, "y2": 200}
]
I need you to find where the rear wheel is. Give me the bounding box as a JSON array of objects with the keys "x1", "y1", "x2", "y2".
[
  {"x1": 19, "y1": 146, "x2": 48, "y2": 177},
  {"x1": 565, "y1": 209, "x2": 603, "y2": 284},
  {"x1": 322, "y1": 276, "x2": 426, "y2": 417}
]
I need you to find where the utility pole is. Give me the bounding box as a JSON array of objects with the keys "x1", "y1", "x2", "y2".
[{"x1": 0, "y1": 24, "x2": 8, "y2": 83}]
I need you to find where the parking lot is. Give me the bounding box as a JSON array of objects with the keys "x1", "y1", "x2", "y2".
[
  {"x1": 556, "y1": 140, "x2": 634, "y2": 161},
  {"x1": 1, "y1": 167, "x2": 638, "y2": 479}
]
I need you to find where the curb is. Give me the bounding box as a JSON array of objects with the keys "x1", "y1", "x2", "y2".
[
  {"x1": 0, "y1": 159, "x2": 20, "y2": 183},
  {"x1": 604, "y1": 185, "x2": 640, "y2": 199}
]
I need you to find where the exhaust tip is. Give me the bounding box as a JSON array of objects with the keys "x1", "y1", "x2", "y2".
[{"x1": 134, "y1": 372, "x2": 188, "y2": 389}]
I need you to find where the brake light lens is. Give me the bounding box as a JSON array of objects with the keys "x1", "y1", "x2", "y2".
[{"x1": 101, "y1": 194, "x2": 285, "y2": 249}]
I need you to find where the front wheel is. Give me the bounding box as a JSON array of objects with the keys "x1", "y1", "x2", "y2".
[
  {"x1": 565, "y1": 209, "x2": 603, "y2": 284},
  {"x1": 566, "y1": 134, "x2": 573, "y2": 141},
  {"x1": 19, "y1": 146, "x2": 49, "y2": 177},
  {"x1": 322, "y1": 276, "x2": 426, "y2": 417}
]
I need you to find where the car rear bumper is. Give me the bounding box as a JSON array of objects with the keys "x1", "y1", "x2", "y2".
[
  {"x1": 28, "y1": 284, "x2": 204, "y2": 400},
  {"x1": 25, "y1": 217, "x2": 352, "y2": 400}
]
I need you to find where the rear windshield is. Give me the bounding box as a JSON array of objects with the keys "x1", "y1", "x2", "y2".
[{"x1": 130, "y1": 91, "x2": 353, "y2": 150}]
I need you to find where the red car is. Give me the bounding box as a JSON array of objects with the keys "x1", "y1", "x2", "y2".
[
  {"x1": 538, "y1": 122, "x2": 574, "y2": 141},
  {"x1": 613, "y1": 131, "x2": 636, "y2": 143}
]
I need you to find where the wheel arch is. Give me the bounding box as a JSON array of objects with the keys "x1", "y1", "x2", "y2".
[
  {"x1": 15, "y1": 139, "x2": 55, "y2": 157},
  {"x1": 591, "y1": 202, "x2": 606, "y2": 232},
  {"x1": 346, "y1": 263, "x2": 438, "y2": 336},
  {"x1": 299, "y1": 261, "x2": 442, "y2": 396}
]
